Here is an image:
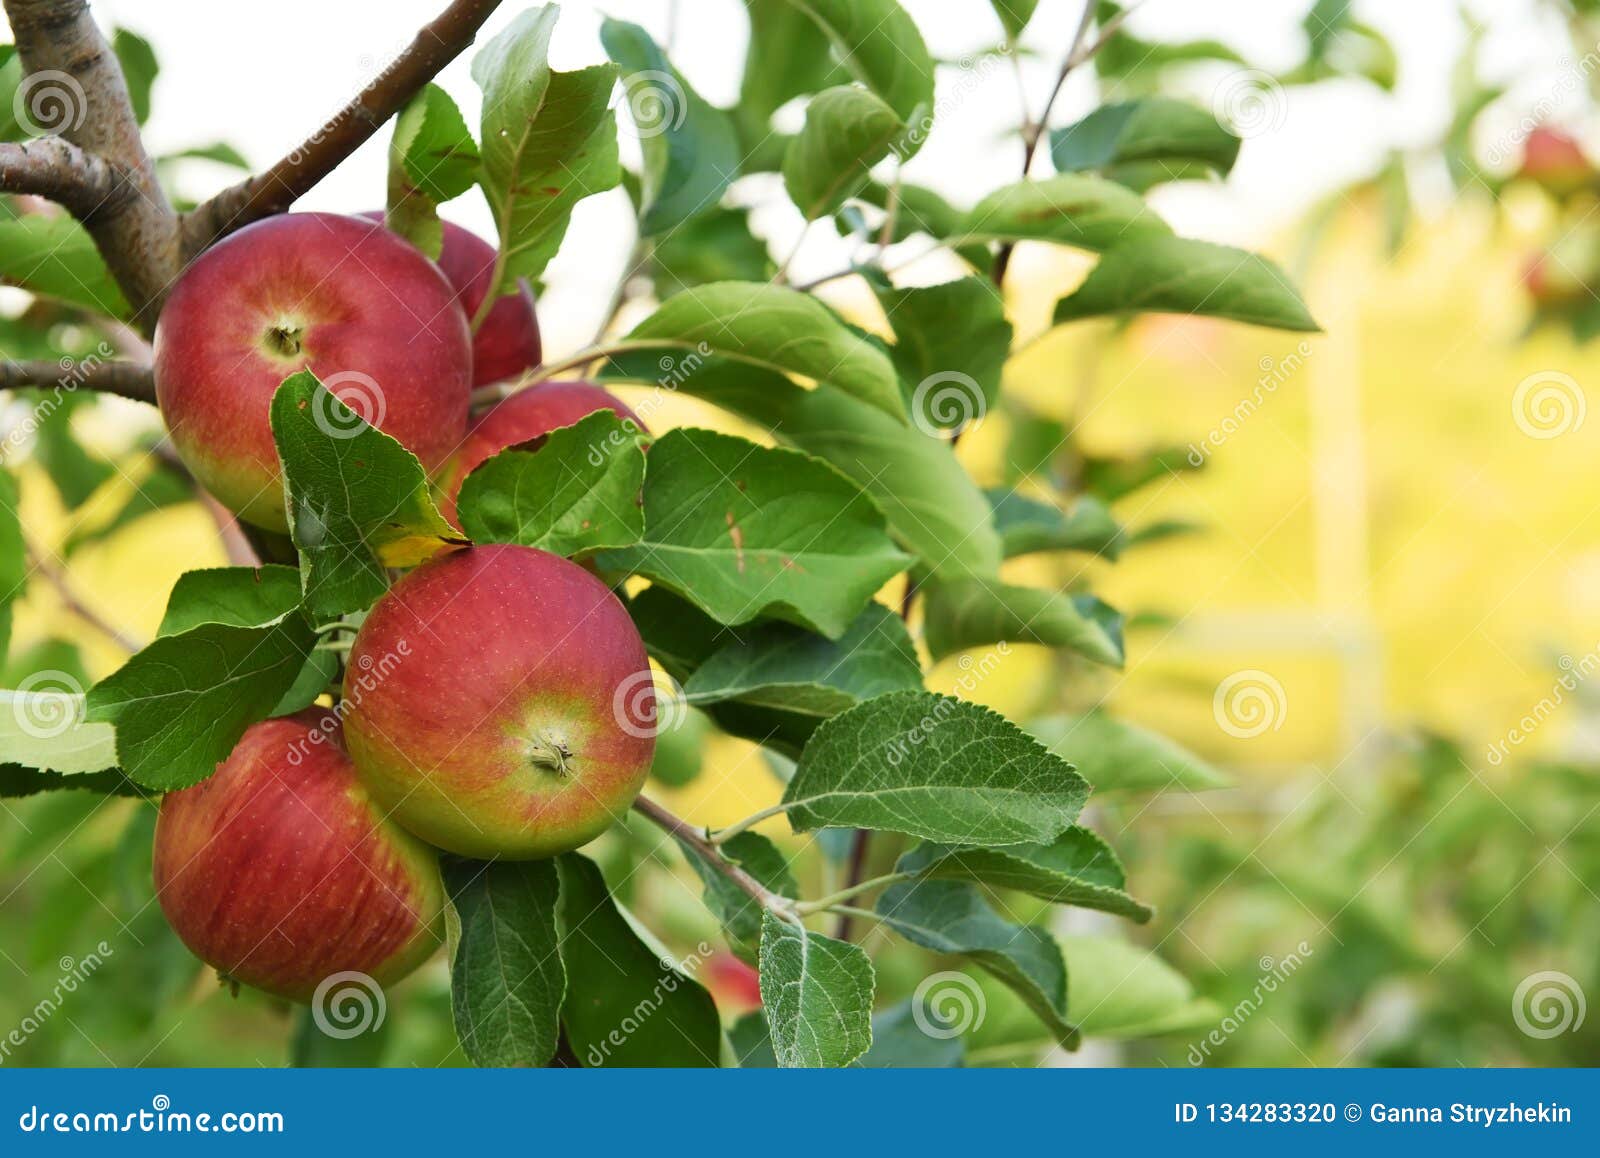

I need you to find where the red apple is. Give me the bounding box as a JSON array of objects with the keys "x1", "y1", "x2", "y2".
[
  {"x1": 341, "y1": 544, "x2": 655, "y2": 859},
  {"x1": 153, "y1": 212, "x2": 472, "y2": 532},
  {"x1": 438, "y1": 382, "x2": 645, "y2": 527},
  {"x1": 153, "y1": 711, "x2": 445, "y2": 1002},
  {"x1": 1520, "y1": 126, "x2": 1593, "y2": 198},
  {"x1": 362, "y1": 211, "x2": 542, "y2": 387},
  {"x1": 704, "y1": 952, "x2": 763, "y2": 1014}
]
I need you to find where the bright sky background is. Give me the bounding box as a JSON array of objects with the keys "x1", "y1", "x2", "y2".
[{"x1": 2, "y1": 0, "x2": 1577, "y2": 349}]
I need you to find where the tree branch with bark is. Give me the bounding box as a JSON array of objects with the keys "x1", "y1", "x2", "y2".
[
  {"x1": 0, "y1": 357, "x2": 155, "y2": 403},
  {"x1": 2, "y1": 0, "x2": 177, "y2": 329},
  {"x1": 180, "y1": 0, "x2": 504, "y2": 258}
]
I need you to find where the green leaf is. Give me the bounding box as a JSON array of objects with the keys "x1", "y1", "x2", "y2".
[
  {"x1": 874, "y1": 277, "x2": 1012, "y2": 432},
  {"x1": 160, "y1": 141, "x2": 250, "y2": 169},
  {"x1": 156, "y1": 564, "x2": 336, "y2": 716},
  {"x1": 28, "y1": 393, "x2": 115, "y2": 510},
  {"x1": 112, "y1": 29, "x2": 158, "y2": 125},
  {"x1": 0, "y1": 763, "x2": 141, "y2": 798},
  {"x1": 387, "y1": 84, "x2": 480, "y2": 259},
  {"x1": 898, "y1": 828, "x2": 1151, "y2": 920},
  {"x1": 594, "y1": 427, "x2": 911, "y2": 638},
  {"x1": 684, "y1": 602, "x2": 922, "y2": 718},
  {"x1": 156, "y1": 565, "x2": 304, "y2": 637},
  {"x1": 290, "y1": 1007, "x2": 390, "y2": 1067},
  {"x1": 1054, "y1": 237, "x2": 1320, "y2": 331},
  {"x1": 472, "y1": 6, "x2": 620, "y2": 297},
  {"x1": 457, "y1": 409, "x2": 646, "y2": 556},
  {"x1": 0, "y1": 468, "x2": 21, "y2": 661},
  {"x1": 269, "y1": 372, "x2": 460, "y2": 619},
  {"x1": 953, "y1": 175, "x2": 1171, "y2": 251},
  {"x1": 0, "y1": 690, "x2": 117, "y2": 774},
  {"x1": 739, "y1": 0, "x2": 845, "y2": 130},
  {"x1": 676, "y1": 832, "x2": 798, "y2": 965},
  {"x1": 728, "y1": 1009, "x2": 777, "y2": 1066},
  {"x1": 1060, "y1": 934, "x2": 1220, "y2": 1038},
  {"x1": 653, "y1": 206, "x2": 775, "y2": 293},
  {"x1": 0, "y1": 211, "x2": 130, "y2": 316},
  {"x1": 627, "y1": 584, "x2": 736, "y2": 682},
  {"x1": 623, "y1": 282, "x2": 905, "y2": 421},
  {"x1": 1050, "y1": 98, "x2": 1240, "y2": 182},
  {"x1": 1027, "y1": 711, "x2": 1228, "y2": 793},
  {"x1": 988, "y1": 0, "x2": 1041, "y2": 40},
  {"x1": 61, "y1": 460, "x2": 191, "y2": 554},
  {"x1": 445, "y1": 857, "x2": 565, "y2": 1067},
  {"x1": 783, "y1": 86, "x2": 904, "y2": 219},
  {"x1": 555, "y1": 852, "x2": 722, "y2": 1066},
  {"x1": 920, "y1": 577, "x2": 1123, "y2": 666},
  {"x1": 782, "y1": 0, "x2": 934, "y2": 132},
  {"x1": 876, "y1": 879, "x2": 1072, "y2": 1042},
  {"x1": 774, "y1": 385, "x2": 1004, "y2": 582},
  {"x1": 856, "y1": 999, "x2": 964, "y2": 1066},
  {"x1": 602, "y1": 18, "x2": 739, "y2": 236},
  {"x1": 989, "y1": 490, "x2": 1121, "y2": 559},
  {"x1": 759, "y1": 912, "x2": 875, "y2": 1067},
  {"x1": 85, "y1": 615, "x2": 316, "y2": 791},
  {"x1": 782, "y1": 691, "x2": 1089, "y2": 845}
]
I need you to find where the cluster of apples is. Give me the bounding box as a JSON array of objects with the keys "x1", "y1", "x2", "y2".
[
  {"x1": 147, "y1": 212, "x2": 654, "y2": 1001},
  {"x1": 1517, "y1": 127, "x2": 1600, "y2": 311}
]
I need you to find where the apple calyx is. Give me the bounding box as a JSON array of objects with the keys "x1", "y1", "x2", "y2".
[
  {"x1": 526, "y1": 729, "x2": 575, "y2": 776},
  {"x1": 263, "y1": 320, "x2": 307, "y2": 358}
]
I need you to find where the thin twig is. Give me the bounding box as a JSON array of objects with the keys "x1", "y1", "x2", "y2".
[
  {"x1": 182, "y1": 0, "x2": 505, "y2": 257},
  {"x1": 832, "y1": 828, "x2": 875, "y2": 941},
  {"x1": 23, "y1": 542, "x2": 142, "y2": 654},
  {"x1": 634, "y1": 795, "x2": 794, "y2": 916},
  {"x1": 992, "y1": 0, "x2": 1143, "y2": 287},
  {"x1": 707, "y1": 800, "x2": 794, "y2": 845}
]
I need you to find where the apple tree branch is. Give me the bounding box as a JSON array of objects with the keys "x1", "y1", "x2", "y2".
[{"x1": 180, "y1": 0, "x2": 505, "y2": 258}]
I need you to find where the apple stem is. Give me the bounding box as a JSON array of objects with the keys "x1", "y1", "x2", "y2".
[{"x1": 633, "y1": 795, "x2": 797, "y2": 920}]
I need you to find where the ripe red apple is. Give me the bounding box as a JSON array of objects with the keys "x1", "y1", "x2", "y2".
[
  {"x1": 153, "y1": 212, "x2": 472, "y2": 532},
  {"x1": 362, "y1": 211, "x2": 541, "y2": 387},
  {"x1": 704, "y1": 952, "x2": 763, "y2": 1014},
  {"x1": 341, "y1": 544, "x2": 655, "y2": 859},
  {"x1": 438, "y1": 382, "x2": 644, "y2": 527},
  {"x1": 153, "y1": 711, "x2": 445, "y2": 1002},
  {"x1": 1520, "y1": 126, "x2": 1593, "y2": 198}
]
